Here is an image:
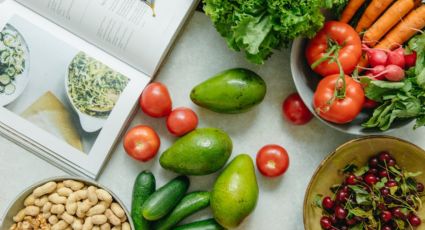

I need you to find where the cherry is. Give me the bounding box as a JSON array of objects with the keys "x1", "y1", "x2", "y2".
[
  {"x1": 340, "y1": 226, "x2": 348, "y2": 230},
  {"x1": 346, "y1": 174, "x2": 357, "y2": 185},
  {"x1": 368, "y1": 168, "x2": 378, "y2": 175},
  {"x1": 408, "y1": 214, "x2": 421, "y2": 226},
  {"x1": 387, "y1": 158, "x2": 396, "y2": 166},
  {"x1": 380, "y1": 188, "x2": 390, "y2": 197},
  {"x1": 364, "y1": 174, "x2": 378, "y2": 185},
  {"x1": 330, "y1": 215, "x2": 338, "y2": 224},
  {"x1": 335, "y1": 206, "x2": 348, "y2": 219},
  {"x1": 382, "y1": 226, "x2": 392, "y2": 230},
  {"x1": 386, "y1": 180, "x2": 397, "y2": 187},
  {"x1": 381, "y1": 210, "x2": 392, "y2": 222},
  {"x1": 369, "y1": 157, "x2": 379, "y2": 168},
  {"x1": 346, "y1": 218, "x2": 357, "y2": 226},
  {"x1": 417, "y1": 183, "x2": 424, "y2": 193},
  {"x1": 337, "y1": 190, "x2": 349, "y2": 202},
  {"x1": 392, "y1": 208, "x2": 405, "y2": 219},
  {"x1": 322, "y1": 196, "x2": 334, "y2": 210},
  {"x1": 377, "y1": 203, "x2": 387, "y2": 211},
  {"x1": 379, "y1": 170, "x2": 389, "y2": 178},
  {"x1": 320, "y1": 216, "x2": 332, "y2": 229},
  {"x1": 341, "y1": 186, "x2": 349, "y2": 192},
  {"x1": 379, "y1": 152, "x2": 391, "y2": 163}
]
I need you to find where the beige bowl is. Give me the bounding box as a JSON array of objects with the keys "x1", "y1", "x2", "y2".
[
  {"x1": 1, "y1": 176, "x2": 134, "y2": 229},
  {"x1": 304, "y1": 136, "x2": 425, "y2": 230}
]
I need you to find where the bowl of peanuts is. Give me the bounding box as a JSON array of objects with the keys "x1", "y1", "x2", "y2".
[{"x1": 1, "y1": 177, "x2": 134, "y2": 230}]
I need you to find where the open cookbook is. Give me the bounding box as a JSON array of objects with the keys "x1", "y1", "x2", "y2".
[{"x1": 0, "y1": 0, "x2": 198, "y2": 179}]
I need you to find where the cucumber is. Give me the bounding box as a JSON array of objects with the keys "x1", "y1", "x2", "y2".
[
  {"x1": 153, "y1": 191, "x2": 210, "y2": 230},
  {"x1": 0, "y1": 74, "x2": 11, "y2": 85},
  {"x1": 142, "y1": 175, "x2": 190, "y2": 221},
  {"x1": 173, "y1": 219, "x2": 226, "y2": 230},
  {"x1": 132, "y1": 171, "x2": 156, "y2": 230},
  {"x1": 4, "y1": 83, "x2": 15, "y2": 95},
  {"x1": 0, "y1": 85, "x2": 4, "y2": 93}
]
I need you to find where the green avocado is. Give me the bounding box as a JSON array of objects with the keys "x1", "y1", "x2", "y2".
[
  {"x1": 190, "y1": 68, "x2": 266, "y2": 113},
  {"x1": 211, "y1": 154, "x2": 259, "y2": 228},
  {"x1": 159, "y1": 128, "x2": 232, "y2": 175}
]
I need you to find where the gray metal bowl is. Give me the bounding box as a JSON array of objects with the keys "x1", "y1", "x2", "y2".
[
  {"x1": 1, "y1": 176, "x2": 134, "y2": 229},
  {"x1": 290, "y1": 38, "x2": 412, "y2": 135}
]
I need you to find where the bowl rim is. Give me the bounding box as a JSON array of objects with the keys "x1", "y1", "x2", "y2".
[
  {"x1": 1, "y1": 176, "x2": 134, "y2": 229},
  {"x1": 302, "y1": 135, "x2": 425, "y2": 229}
]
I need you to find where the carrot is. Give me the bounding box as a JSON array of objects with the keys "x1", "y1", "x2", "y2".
[
  {"x1": 355, "y1": 0, "x2": 394, "y2": 32},
  {"x1": 340, "y1": 0, "x2": 367, "y2": 23},
  {"x1": 375, "y1": 4, "x2": 425, "y2": 50},
  {"x1": 363, "y1": 0, "x2": 415, "y2": 46}
]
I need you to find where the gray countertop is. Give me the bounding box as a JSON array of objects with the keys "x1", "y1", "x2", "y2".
[{"x1": 1, "y1": 12, "x2": 425, "y2": 229}]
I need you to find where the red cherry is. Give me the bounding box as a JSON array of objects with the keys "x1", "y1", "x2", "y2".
[
  {"x1": 364, "y1": 174, "x2": 378, "y2": 185},
  {"x1": 387, "y1": 158, "x2": 396, "y2": 166},
  {"x1": 386, "y1": 180, "x2": 397, "y2": 187},
  {"x1": 379, "y1": 170, "x2": 389, "y2": 178},
  {"x1": 322, "y1": 196, "x2": 334, "y2": 210},
  {"x1": 346, "y1": 218, "x2": 357, "y2": 226},
  {"x1": 337, "y1": 190, "x2": 349, "y2": 203},
  {"x1": 381, "y1": 210, "x2": 392, "y2": 222},
  {"x1": 369, "y1": 157, "x2": 379, "y2": 168},
  {"x1": 346, "y1": 174, "x2": 357, "y2": 185},
  {"x1": 368, "y1": 168, "x2": 378, "y2": 175},
  {"x1": 379, "y1": 152, "x2": 391, "y2": 163},
  {"x1": 335, "y1": 206, "x2": 347, "y2": 219},
  {"x1": 417, "y1": 183, "x2": 424, "y2": 193},
  {"x1": 409, "y1": 214, "x2": 421, "y2": 226},
  {"x1": 392, "y1": 208, "x2": 405, "y2": 219},
  {"x1": 380, "y1": 188, "x2": 390, "y2": 197},
  {"x1": 382, "y1": 226, "x2": 392, "y2": 230},
  {"x1": 320, "y1": 216, "x2": 332, "y2": 229}
]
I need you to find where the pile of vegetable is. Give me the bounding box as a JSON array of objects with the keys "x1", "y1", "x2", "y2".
[
  {"x1": 203, "y1": 0, "x2": 348, "y2": 64},
  {"x1": 305, "y1": 1, "x2": 425, "y2": 130},
  {"x1": 315, "y1": 152, "x2": 424, "y2": 230}
]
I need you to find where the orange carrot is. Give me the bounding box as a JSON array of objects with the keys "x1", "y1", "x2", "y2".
[
  {"x1": 363, "y1": 0, "x2": 415, "y2": 46},
  {"x1": 340, "y1": 0, "x2": 367, "y2": 23},
  {"x1": 355, "y1": 0, "x2": 394, "y2": 32},
  {"x1": 375, "y1": 4, "x2": 425, "y2": 50}
]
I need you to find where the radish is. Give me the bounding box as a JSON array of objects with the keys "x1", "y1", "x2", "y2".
[
  {"x1": 386, "y1": 47, "x2": 405, "y2": 69},
  {"x1": 363, "y1": 45, "x2": 387, "y2": 67},
  {"x1": 405, "y1": 51, "x2": 417, "y2": 69},
  {"x1": 370, "y1": 65, "x2": 386, "y2": 78},
  {"x1": 375, "y1": 65, "x2": 405, "y2": 82}
]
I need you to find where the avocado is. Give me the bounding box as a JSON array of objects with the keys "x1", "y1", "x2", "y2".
[
  {"x1": 211, "y1": 154, "x2": 259, "y2": 228},
  {"x1": 190, "y1": 68, "x2": 266, "y2": 113},
  {"x1": 159, "y1": 128, "x2": 232, "y2": 175}
]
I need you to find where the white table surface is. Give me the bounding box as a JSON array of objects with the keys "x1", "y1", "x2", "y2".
[{"x1": 1, "y1": 12, "x2": 425, "y2": 230}]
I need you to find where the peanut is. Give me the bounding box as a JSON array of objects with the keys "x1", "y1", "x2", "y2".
[
  {"x1": 72, "y1": 218, "x2": 83, "y2": 230},
  {"x1": 63, "y1": 180, "x2": 84, "y2": 191},
  {"x1": 33, "y1": 182, "x2": 57, "y2": 198},
  {"x1": 42, "y1": 201, "x2": 52, "y2": 213},
  {"x1": 51, "y1": 204, "x2": 65, "y2": 215},
  {"x1": 105, "y1": 209, "x2": 121, "y2": 226},
  {"x1": 110, "y1": 203, "x2": 125, "y2": 219},
  {"x1": 87, "y1": 204, "x2": 106, "y2": 216},
  {"x1": 57, "y1": 187, "x2": 73, "y2": 197},
  {"x1": 92, "y1": 214, "x2": 108, "y2": 225},
  {"x1": 49, "y1": 193, "x2": 67, "y2": 204},
  {"x1": 25, "y1": 206, "x2": 40, "y2": 216},
  {"x1": 93, "y1": 226, "x2": 101, "y2": 230},
  {"x1": 12, "y1": 209, "x2": 25, "y2": 222},
  {"x1": 42, "y1": 212, "x2": 51, "y2": 219},
  {"x1": 96, "y1": 189, "x2": 112, "y2": 204},
  {"x1": 88, "y1": 186, "x2": 98, "y2": 204},
  {"x1": 52, "y1": 220, "x2": 68, "y2": 230},
  {"x1": 121, "y1": 222, "x2": 130, "y2": 230},
  {"x1": 49, "y1": 215, "x2": 59, "y2": 225},
  {"x1": 56, "y1": 182, "x2": 64, "y2": 190},
  {"x1": 24, "y1": 194, "x2": 35, "y2": 206},
  {"x1": 100, "y1": 223, "x2": 111, "y2": 230},
  {"x1": 111, "y1": 225, "x2": 121, "y2": 230},
  {"x1": 61, "y1": 212, "x2": 74, "y2": 224},
  {"x1": 82, "y1": 217, "x2": 93, "y2": 230},
  {"x1": 34, "y1": 195, "x2": 49, "y2": 207}
]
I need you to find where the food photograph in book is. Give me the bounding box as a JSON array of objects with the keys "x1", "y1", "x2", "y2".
[{"x1": 1, "y1": 15, "x2": 130, "y2": 154}]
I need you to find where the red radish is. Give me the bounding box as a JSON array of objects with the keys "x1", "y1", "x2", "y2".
[
  {"x1": 363, "y1": 45, "x2": 388, "y2": 67},
  {"x1": 382, "y1": 65, "x2": 405, "y2": 82},
  {"x1": 386, "y1": 47, "x2": 405, "y2": 68},
  {"x1": 371, "y1": 65, "x2": 386, "y2": 78},
  {"x1": 405, "y1": 51, "x2": 417, "y2": 69}
]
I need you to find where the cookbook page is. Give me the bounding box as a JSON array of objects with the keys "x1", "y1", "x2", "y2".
[{"x1": 15, "y1": 0, "x2": 196, "y2": 76}]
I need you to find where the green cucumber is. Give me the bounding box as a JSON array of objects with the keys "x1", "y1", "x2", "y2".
[
  {"x1": 132, "y1": 171, "x2": 156, "y2": 230},
  {"x1": 142, "y1": 175, "x2": 190, "y2": 221},
  {"x1": 173, "y1": 219, "x2": 226, "y2": 230},
  {"x1": 4, "y1": 83, "x2": 15, "y2": 95},
  {"x1": 154, "y1": 191, "x2": 210, "y2": 230},
  {"x1": 0, "y1": 85, "x2": 4, "y2": 93},
  {"x1": 0, "y1": 74, "x2": 10, "y2": 85}
]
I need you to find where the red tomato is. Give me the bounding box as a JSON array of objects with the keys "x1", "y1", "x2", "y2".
[
  {"x1": 140, "y1": 82, "x2": 172, "y2": 118},
  {"x1": 313, "y1": 74, "x2": 365, "y2": 124},
  {"x1": 306, "y1": 21, "x2": 362, "y2": 77},
  {"x1": 256, "y1": 145, "x2": 289, "y2": 177},
  {"x1": 363, "y1": 98, "x2": 379, "y2": 109},
  {"x1": 166, "y1": 107, "x2": 198, "y2": 136},
  {"x1": 282, "y1": 93, "x2": 313, "y2": 125},
  {"x1": 123, "y1": 125, "x2": 160, "y2": 162}
]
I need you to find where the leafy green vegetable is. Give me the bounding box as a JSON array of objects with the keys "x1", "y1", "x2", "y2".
[
  {"x1": 203, "y1": 0, "x2": 347, "y2": 64},
  {"x1": 362, "y1": 33, "x2": 425, "y2": 130}
]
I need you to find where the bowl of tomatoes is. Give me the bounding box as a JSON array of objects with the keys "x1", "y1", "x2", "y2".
[
  {"x1": 291, "y1": 21, "x2": 412, "y2": 135},
  {"x1": 304, "y1": 136, "x2": 425, "y2": 230}
]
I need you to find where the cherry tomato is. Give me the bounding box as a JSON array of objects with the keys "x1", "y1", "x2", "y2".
[
  {"x1": 313, "y1": 74, "x2": 365, "y2": 124},
  {"x1": 123, "y1": 125, "x2": 160, "y2": 162},
  {"x1": 166, "y1": 107, "x2": 198, "y2": 136},
  {"x1": 140, "y1": 82, "x2": 172, "y2": 118},
  {"x1": 306, "y1": 21, "x2": 362, "y2": 77},
  {"x1": 282, "y1": 93, "x2": 313, "y2": 125},
  {"x1": 256, "y1": 144, "x2": 289, "y2": 177}
]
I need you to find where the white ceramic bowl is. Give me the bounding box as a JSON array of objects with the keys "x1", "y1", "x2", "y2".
[
  {"x1": 290, "y1": 38, "x2": 411, "y2": 135},
  {"x1": 1, "y1": 176, "x2": 134, "y2": 229}
]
